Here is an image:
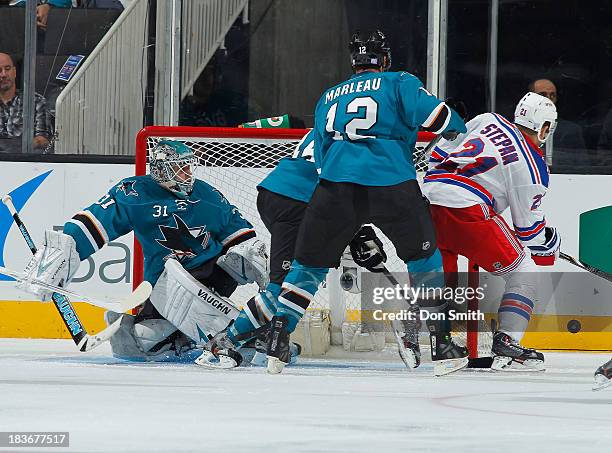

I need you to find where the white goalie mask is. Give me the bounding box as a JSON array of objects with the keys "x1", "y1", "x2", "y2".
[
  {"x1": 514, "y1": 92, "x2": 558, "y2": 145},
  {"x1": 149, "y1": 140, "x2": 198, "y2": 197}
]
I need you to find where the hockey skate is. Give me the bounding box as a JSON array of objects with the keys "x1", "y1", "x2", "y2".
[
  {"x1": 266, "y1": 315, "x2": 291, "y2": 374},
  {"x1": 593, "y1": 358, "x2": 612, "y2": 391},
  {"x1": 430, "y1": 333, "x2": 469, "y2": 376},
  {"x1": 195, "y1": 330, "x2": 243, "y2": 369},
  {"x1": 251, "y1": 329, "x2": 301, "y2": 367},
  {"x1": 392, "y1": 318, "x2": 421, "y2": 370},
  {"x1": 491, "y1": 331, "x2": 544, "y2": 371}
]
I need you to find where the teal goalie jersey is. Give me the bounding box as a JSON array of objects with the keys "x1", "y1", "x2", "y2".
[{"x1": 63, "y1": 176, "x2": 255, "y2": 284}]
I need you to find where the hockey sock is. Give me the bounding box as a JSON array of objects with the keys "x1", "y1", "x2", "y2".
[
  {"x1": 406, "y1": 250, "x2": 449, "y2": 332},
  {"x1": 406, "y1": 249, "x2": 445, "y2": 288},
  {"x1": 276, "y1": 260, "x2": 329, "y2": 333},
  {"x1": 228, "y1": 283, "x2": 282, "y2": 345},
  {"x1": 497, "y1": 292, "x2": 533, "y2": 342}
]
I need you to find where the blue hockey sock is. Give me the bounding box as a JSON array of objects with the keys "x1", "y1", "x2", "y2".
[
  {"x1": 228, "y1": 282, "x2": 282, "y2": 345},
  {"x1": 276, "y1": 260, "x2": 329, "y2": 333}
]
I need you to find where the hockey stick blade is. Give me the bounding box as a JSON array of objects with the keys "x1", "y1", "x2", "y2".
[
  {"x1": 78, "y1": 314, "x2": 124, "y2": 352},
  {"x1": 559, "y1": 252, "x2": 612, "y2": 283},
  {"x1": 0, "y1": 266, "x2": 151, "y2": 312}
]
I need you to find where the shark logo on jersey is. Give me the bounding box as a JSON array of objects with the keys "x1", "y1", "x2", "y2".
[
  {"x1": 156, "y1": 213, "x2": 211, "y2": 261},
  {"x1": 118, "y1": 180, "x2": 138, "y2": 197}
]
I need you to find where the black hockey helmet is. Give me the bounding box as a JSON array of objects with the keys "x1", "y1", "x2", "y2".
[{"x1": 349, "y1": 30, "x2": 391, "y2": 71}]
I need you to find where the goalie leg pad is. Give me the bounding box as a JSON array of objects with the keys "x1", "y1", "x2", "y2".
[
  {"x1": 217, "y1": 238, "x2": 270, "y2": 289},
  {"x1": 150, "y1": 259, "x2": 240, "y2": 344},
  {"x1": 106, "y1": 312, "x2": 198, "y2": 362},
  {"x1": 19, "y1": 230, "x2": 81, "y2": 301}
]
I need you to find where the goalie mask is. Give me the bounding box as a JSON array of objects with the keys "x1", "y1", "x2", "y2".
[
  {"x1": 514, "y1": 92, "x2": 558, "y2": 145},
  {"x1": 349, "y1": 29, "x2": 391, "y2": 71},
  {"x1": 149, "y1": 140, "x2": 198, "y2": 196}
]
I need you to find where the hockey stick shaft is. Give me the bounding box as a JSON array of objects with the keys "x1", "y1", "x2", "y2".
[
  {"x1": 559, "y1": 252, "x2": 612, "y2": 283},
  {"x1": 2, "y1": 194, "x2": 123, "y2": 351},
  {"x1": 0, "y1": 265, "x2": 150, "y2": 312}
]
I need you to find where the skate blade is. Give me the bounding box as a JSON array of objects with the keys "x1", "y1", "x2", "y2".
[
  {"x1": 266, "y1": 356, "x2": 287, "y2": 374},
  {"x1": 433, "y1": 357, "x2": 469, "y2": 376},
  {"x1": 491, "y1": 356, "x2": 545, "y2": 372},
  {"x1": 194, "y1": 350, "x2": 239, "y2": 369},
  {"x1": 593, "y1": 374, "x2": 611, "y2": 391}
]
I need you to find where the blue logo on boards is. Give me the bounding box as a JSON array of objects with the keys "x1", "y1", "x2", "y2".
[{"x1": 0, "y1": 170, "x2": 53, "y2": 281}]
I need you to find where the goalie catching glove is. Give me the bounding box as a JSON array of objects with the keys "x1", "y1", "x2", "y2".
[
  {"x1": 217, "y1": 238, "x2": 270, "y2": 290},
  {"x1": 349, "y1": 225, "x2": 387, "y2": 272},
  {"x1": 17, "y1": 230, "x2": 80, "y2": 301},
  {"x1": 528, "y1": 226, "x2": 560, "y2": 266}
]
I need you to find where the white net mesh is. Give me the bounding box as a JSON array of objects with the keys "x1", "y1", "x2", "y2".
[{"x1": 137, "y1": 127, "x2": 491, "y2": 356}]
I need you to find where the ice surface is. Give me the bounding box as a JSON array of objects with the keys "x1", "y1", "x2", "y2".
[{"x1": 0, "y1": 339, "x2": 610, "y2": 453}]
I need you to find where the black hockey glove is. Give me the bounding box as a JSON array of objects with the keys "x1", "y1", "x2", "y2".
[
  {"x1": 349, "y1": 225, "x2": 387, "y2": 272},
  {"x1": 441, "y1": 98, "x2": 468, "y2": 141}
]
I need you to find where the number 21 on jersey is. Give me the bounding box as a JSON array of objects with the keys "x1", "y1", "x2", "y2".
[{"x1": 326, "y1": 96, "x2": 378, "y2": 140}]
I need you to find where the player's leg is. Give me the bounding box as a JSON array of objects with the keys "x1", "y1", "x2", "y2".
[
  {"x1": 373, "y1": 180, "x2": 468, "y2": 376},
  {"x1": 200, "y1": 189, "x2": 306, "y2": 367},
  {"x1": 430, "y1": 203, "x2": 544, "y2": 371},
  {"x1": 226, "y1": 189, "x2": 307, "y2": 345},
  {"x1": 267, "y1": 181, "x2": 364, "y2": 373}
]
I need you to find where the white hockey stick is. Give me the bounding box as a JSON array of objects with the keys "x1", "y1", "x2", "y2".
[{"x1": 0, "y1": 265, "x2": 151, "y2": 312}]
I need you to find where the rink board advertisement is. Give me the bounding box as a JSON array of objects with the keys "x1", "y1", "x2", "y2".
[
  {"x1": 0, "y1": 162, "x2": 134, "y2": 338},
  {"x1": 0, "y1": 162, "x2": 611, "y2": 350}
]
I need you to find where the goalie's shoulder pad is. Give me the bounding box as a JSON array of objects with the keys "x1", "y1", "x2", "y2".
[{"x1": 217, "y1": 237, "x2": 269, "y2": 289}]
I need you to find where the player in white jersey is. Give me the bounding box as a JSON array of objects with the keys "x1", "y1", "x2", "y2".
[{"x1": 422, "y1": 92, "x2": 560, "y2": 370}]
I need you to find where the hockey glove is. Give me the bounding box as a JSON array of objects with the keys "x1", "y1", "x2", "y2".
[
  {"x1": 528, "y1": 226, "x2": 560, "y2": 266},
  {"x1": 217, "y1": 238, "x2": 270, "y2": 290},
  {"x1": 444, "y1": 97, "x2": 469, "y2": 121},
  {"x1": 17, "y1": 230, "x2": 81, "y2": 300},
  {"x1": 349, "y1": 225, "x2": 387, "y2": 272}
]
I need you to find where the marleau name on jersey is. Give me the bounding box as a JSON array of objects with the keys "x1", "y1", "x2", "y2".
[{"x1": 325, "y1": 77, "x2": 382, "y2": 104}]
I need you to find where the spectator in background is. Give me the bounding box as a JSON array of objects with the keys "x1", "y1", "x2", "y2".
[
  {"x1": 10, "y1": 0, "x2": 72, "y2": 30},
  {"x1": 0, "y1": 53, "x2": 52, "y2": 152},
  {"x1": 528, "y1": 78, "x2": 588, "y2": 168}
]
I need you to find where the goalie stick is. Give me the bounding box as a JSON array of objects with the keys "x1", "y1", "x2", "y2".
[
  {"x1": 559, "y1": 252, "x2": 612, "y2": 283},
  {"x1": 1, "y1": 194, "x2": 127, "y2": 352},
  {"x1": 0, "y1": 265, "x2": 151, "y2": 313}
]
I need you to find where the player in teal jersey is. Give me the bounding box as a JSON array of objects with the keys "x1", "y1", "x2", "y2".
[
  {"x1": 19, "y1": 140, "x2": 269, "y2": 362},
  {"x1": 265, "y1": 30, "x2": 469, "y2": 376},
  {"x1": 197, "y1": 129, "x2": 318, "y2": 367}
]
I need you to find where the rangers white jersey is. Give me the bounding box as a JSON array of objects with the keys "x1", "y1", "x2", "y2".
[{"x1": 422, "y1": 112, "x2": 550, "y2": 247}]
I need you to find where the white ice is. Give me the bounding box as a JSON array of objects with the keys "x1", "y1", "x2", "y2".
[{"x1": 0, "y1": 339, "x2": 610, "y2": 453}]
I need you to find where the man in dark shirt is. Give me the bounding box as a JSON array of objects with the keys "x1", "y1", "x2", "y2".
[
  {"x1": 0, "y1": 52, "x2": 52, "y2": 152},
  {"x1": 528, "y1": 78, "x2": 588, "y2": 168}
]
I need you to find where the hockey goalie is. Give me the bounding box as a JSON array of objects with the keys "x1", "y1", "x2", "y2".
[
  {"x1": 17, "y1": 140, "x2": 273, "y2": 364},
  {"x1": 422, "y1": 92, "x2": 560, "y2": 371}
]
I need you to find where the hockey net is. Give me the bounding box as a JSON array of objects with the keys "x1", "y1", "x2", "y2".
[{"x1": 134, "y1": 126, "x2": 492, "y2": 359}]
